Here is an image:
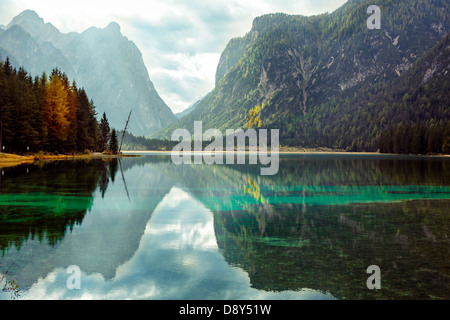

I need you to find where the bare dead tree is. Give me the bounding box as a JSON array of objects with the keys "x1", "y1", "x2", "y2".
[
  {"x1": 118, "y1": 158, "x2": 130, "y2": 200},
  {"x1": 119, "y1": 110, "x2": 132, "y2": 154}
]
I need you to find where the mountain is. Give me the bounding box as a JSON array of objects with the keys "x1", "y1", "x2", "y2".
[
  {"x1": 152, "y1": 0, "x2": 449, "y2": 152},
  {"x1": 174, "y1": 92, "x2": 211, "y2": 119},
  {"x1": 377, "y1": 33, "x2": 450, "y2": 154},
  {"x1": 0, "y1": 10, "x2": 177, "y2": 136},
  {"x1": 175, "y1": 103, "x2": 197, "y2": 120}
]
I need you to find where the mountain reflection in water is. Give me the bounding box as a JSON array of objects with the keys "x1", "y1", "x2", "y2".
[{"x1": 0, "y1": 154, "x2": 449, "y2": 300}]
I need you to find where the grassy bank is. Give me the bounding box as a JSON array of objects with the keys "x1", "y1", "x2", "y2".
[{"x1": 0, "y1": 152, "x2": 140, "y2": 169}]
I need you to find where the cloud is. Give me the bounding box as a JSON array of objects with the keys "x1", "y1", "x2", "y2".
[{"x1": 0, "y1": 0, "x2": 347, "y2": 113}]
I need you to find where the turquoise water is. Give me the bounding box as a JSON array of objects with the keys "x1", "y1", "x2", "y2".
[{"x1": 0, "y1": 154, "x2": 449, "y2": 300}]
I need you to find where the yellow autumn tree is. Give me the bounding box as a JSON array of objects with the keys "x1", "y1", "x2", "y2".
[
  {"x1": 245, "y1": 104, "x2": 264, "y2": 129},
  {"x1": 45, "y1": 72, "x2": 71, "y2": 148},
  {"x1": 243, "y1": 177, "x2": 265, "y2": 204}
]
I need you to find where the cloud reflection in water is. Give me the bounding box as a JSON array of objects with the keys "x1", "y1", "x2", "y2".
[{"x1": 18, "y1": 187, "x2": 335, "y2": 300}]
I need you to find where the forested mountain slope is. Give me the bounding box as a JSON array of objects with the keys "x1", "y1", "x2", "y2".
[{"x1": 153, "y1": 0, "x2": 449, "y2": 153}]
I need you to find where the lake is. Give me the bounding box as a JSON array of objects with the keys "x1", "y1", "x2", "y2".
[{"x1": 0, "y1": 153, "x2": 449, "y2": 300}]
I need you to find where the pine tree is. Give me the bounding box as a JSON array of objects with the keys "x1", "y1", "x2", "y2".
[
  {"x1": 37, "y1": 72, "x2": 48, "y2": 150},
  {"x1": 99, "y1": 112, "x2": 110, "y2": 152},
  {"x1": 64, "y1": 78, "x2": 77, "y2": 152},
  {"x1": 0, "y1": 60, "x2": 13, "y2": 152},
  {"x1": 87, "y1": 99, "x2": 100, "y2": 151},
  {"x1": 109, "y1": 129, "x2": 119, "y2": 155},
  {"x1": 0, "y1": 58, "x2": 100, "y2": 154},
  {"x1": 75, "y1": 88, "x2": 91, "y2": 152}
]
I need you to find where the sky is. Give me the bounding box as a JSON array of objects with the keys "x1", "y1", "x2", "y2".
[{"x1": 0, "y1": 0, "x2": 347, "y2": 114}]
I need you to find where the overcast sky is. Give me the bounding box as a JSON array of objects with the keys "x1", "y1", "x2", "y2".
[{"x1": 0, "y1": 0, "x2": 347, "y2": 114}]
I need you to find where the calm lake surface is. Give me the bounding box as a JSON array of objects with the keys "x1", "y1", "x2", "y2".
[{"x1": 0, "y1": 154, "x2": 449, "y2": 300}]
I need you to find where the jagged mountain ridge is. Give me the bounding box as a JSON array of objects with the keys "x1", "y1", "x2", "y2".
[
  {"x1": 0, "y1": 10, "x2": 177, "y2": 136},
  {"x1": 153, "y1": 0, "x2": 449, "y2": 151}
]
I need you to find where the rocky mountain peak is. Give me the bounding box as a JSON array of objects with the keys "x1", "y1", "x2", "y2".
[
  {"x1": 105, "y1": 21, "x2": 121, "y2": 33},
  {"x1": 7, "y1": 9, "x2": 60, "y2": 42}
]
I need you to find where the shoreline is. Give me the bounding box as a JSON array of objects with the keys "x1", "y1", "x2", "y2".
[
  {"x1": 123, "y1": 150, "x2": 449, "y2": 157},
  {"x1": 0, "y1": 152, "x2": 140, "y2": 169},
  {"x1": 2, "y1": 150, "x2": 448, "y2": 169},
  {"x1": 123, "y1": 150, "x2": 379, "y2": 155}
]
